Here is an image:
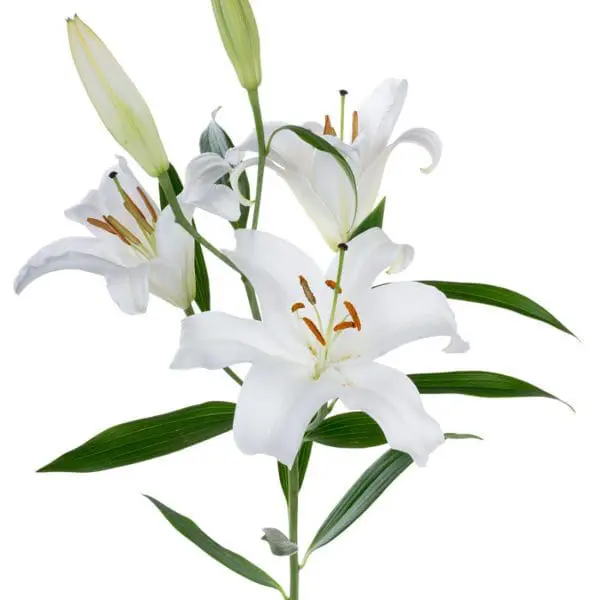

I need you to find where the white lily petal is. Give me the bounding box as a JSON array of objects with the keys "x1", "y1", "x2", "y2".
[
  {"x1": 327, "y1": 228, "x2": 413, "y2": 299},
  {"x1": 357, "y1": 79, "x2": 408, "y2": 164},
  {"x1": 14, "y1": 236, "x2": 150, "y2": 314},
  {"x1": 233, "y1": 357, "x2": 344, "y2": 466},
  {"x1": 181, "y1": 153, "x2": 243, "y2": 221},
  {"x1": 389, "y1": 127, "x2": 442, "y2": 174},
  {"x1": 360, "y1": 281, "x2": 469, "y2": 359},
  {"x1": 66, "y1": 156, "x2": 156, "y2": 244},
  {"x1": 225, "y1": 230, "x2": 328, "y2": 359},
  {"x1": 311, "y1": 150, "x2": 357, "y2": 240},
  {"x1": 171, "y1": 312, "x2": 284, "y2": 369},
  {"x1": 339, "y1": 361, "x2": 444, "y2": 466},
  {"x1": 185, "y1": 153, "x2": 231, "y2": 185},
  {"x1": 67, "y1": 16, "x2": 169, "y2": 176},
  {"x1": 105, "y1": 263, "x2": 150, "y2": 314},
  {"x1": 227, "y1": 229, "x2": 328, "y2": 312},
  {"x1": 150, "y1": 206, "x2": 196, "y2": 308}
]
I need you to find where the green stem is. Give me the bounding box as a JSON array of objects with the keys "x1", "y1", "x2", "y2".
[
  {"x1": 247, "y1": 89, "x2": 267, "y2": 230},
  {"x1": 158, "y1": 172, "x2": 240, "y2": 274},
  {"x1": 288, "y1": 459, "x2": 300, "y2": 600},
  {"x1": 242, "y1": 275, "x2": 261, "y2": 321}
]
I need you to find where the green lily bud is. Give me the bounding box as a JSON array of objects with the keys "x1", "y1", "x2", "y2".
[
  {"x1": 67, "y1": 15, "x2": 169, "y2": 177},
  {"x1": 211, "y1": 0, "x2": 262, "y2": 91}
]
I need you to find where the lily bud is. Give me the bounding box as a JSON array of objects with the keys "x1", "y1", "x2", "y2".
[
  {"x1": 211, "y1": 0, "x2": 262, "y2": 91},
  {"x1": 66, "y1": 15, "x2": 169, "y2": 177}
]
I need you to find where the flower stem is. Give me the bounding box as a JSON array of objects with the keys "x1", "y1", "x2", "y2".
[
  {"x1": 158, "y1": 172, "x2": 240, "y2": 274},
  {"x1": 247, "y1": 89, "x2": 266, "y2": 230},
  {"x1": 242, "y1": 274, "x2": 261, "y2": 321},
  {"x1": 288, "y1": 458, "x2": 300, "y2": 600}
]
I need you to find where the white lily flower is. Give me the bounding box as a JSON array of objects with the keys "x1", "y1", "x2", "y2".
[
  {"x1": 172, "y1": 227, "x2": 468, "y2": 467},
  {"x1": 230, "y1": 79, "x2": 441, "y2": 249},
  {"x1": 179, "y1": 152, "x2": 247, "y2": 222},
  {"x1": 67, "y1": 15, "x2": 170, "y2": 177},
  {"x1": 14, "y1": 157, "x2": 195, "y2": 314}
]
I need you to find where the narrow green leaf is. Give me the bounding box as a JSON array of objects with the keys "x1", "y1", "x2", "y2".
[
  {"x1": 159, "y1": 164, "x2": 210, "y2": 310},
  {"x1": 146, "y1": 496, "x2": 284, "y2": 594},
  {"x1": 278, "y1": 441, "x2": 312, "y2": 502},
  {"x1": 409, "y1": 370, "x2": 573, "y2": 411},
  {"x1": 306, "y1": 450, "x2": 413, "y2": 556},
  {"x1": 269, "y1": 125, "x2": 359, "y2": 223},
  {"x1": 308, "y1": 412, "x2": 481, "y2": 448},
  {"x1": 421, "y1": 280, "x2": 574, "y2": 337},
  {"x1": 349, "y1": 197, "x2": 386, "y2": 240},
  {"x1": 200, "y1": 113, "x2": 251, "y2": 229},
  {"x1": 38, "y1": 402, "x2": 235, "y2": 473}
]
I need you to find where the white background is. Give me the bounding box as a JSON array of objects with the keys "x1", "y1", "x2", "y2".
[{"x1": 1, "y1": 1, "x2": 598, "y2": 598}]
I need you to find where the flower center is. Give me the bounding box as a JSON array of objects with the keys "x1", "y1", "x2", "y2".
[
  {"x1": 86, "y1": 173, "x2": 159, "y2": 260},
  {"x1": 290, "y1": 273, "x2": 361, "y2": 378}
]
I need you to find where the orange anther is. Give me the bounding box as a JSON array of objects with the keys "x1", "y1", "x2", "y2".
[
  {"x1": 299, "y1": 275, "x2": 317, "y2": 305},
  {"x1": 333, "y1": 321, "x2": 357, "y2": 333},
  {"x1": 291, "y1": 302, "x2": 305, "y2": 313},
  {"x1": 352, "y1": 111, "x2": 359, "y2": 142},
  {"x1": 302, "y1": 317, "x2": 326, "y2": 346},
  {"x1": 325, "y1": 279, "x2": 342, "y2": 293},
  {"x1": 324, "y1": 115, "x2": 337, "y2": 137},
  {"x1": 137, "y1": 186, "x2": 158, "y2": 223},
  {"x1": 344, "y1": 300, "x2": 362, "y2": 331}
]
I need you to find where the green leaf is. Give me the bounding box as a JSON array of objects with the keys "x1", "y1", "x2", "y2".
[
  {"x1": 306, "y1": 450, "x2": 413, "y2": 557},
  {"x1": 409, "y1": 370, "x2": 573, "y2": 411},
  {"x1": 308, "y1": 412, "x2": 481, "y2": 448},
  {"x1": 278, "y1": 441, "x2": 312, "y2": 502},
  {"x1": 421, "y1": 280, "x2": 574, "y2": 337},
  {"x1": 159, "y1": 163, "x2": 210, "y2": 311},
  {"x1": 269, "y1": 125, "x2": 359, "y2": 224},
  {"x1": 349, "y1": 197, "x2": 386, "y2": 240},
  {"x1": 200, "y1": 111, "x2": 251, "y2": 229},
  {"x1": 146, "y1": 496, "x2": 284, "y2": 594},
  {"x1": 38, "y1": 402, "x2": 235, "y2": 473}
]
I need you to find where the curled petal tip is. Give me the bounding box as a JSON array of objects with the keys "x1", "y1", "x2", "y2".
[{"x1": 444, "y1": 336, "x2": 470, "y2": 354}]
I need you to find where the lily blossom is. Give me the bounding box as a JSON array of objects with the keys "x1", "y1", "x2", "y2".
[
  {"x1": 171, "y1": 227, "x2": 468, "y2": 467},
  {"x1": 230, "y1": 79, "x2": 441, "y2": 249},
  {"x1": 179, "y1": 152, "x2": 248, "y2": 222},
  {"x1": 14, "y1": 157, "x2": 195, "y2": 314}
]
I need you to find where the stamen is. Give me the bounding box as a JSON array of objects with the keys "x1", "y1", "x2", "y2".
[
  {"x1": 344, "y1": 300, "x2": 362, "y2": 331},
  {"x1": 302, "y1": 317, "x2": 326, "y2": 346},
  {"x1": 137, "y1": 186, "x2": 158, "y2": 223},
  {"x1": 111, "y1": 174, "x2": 154, "y2": 235},
  {"x1": 323, "y1": 115, "x2": 337, "y2": 137},
  {"x1": 291, "y1": 302, "x2": 305, "y2": 313},
  {"x1": 299, "y1": 275, "x2": 317, "y2": 305},
  {"x1": 352, "y1": 111, "x2": 359, "y2": 142},
  {"x1": 325, "y1": 279, "x2": 342, "y2": 293},
  {"x1": 87, "y1": 217, "x2": 118, "y2": 236},
  {"x1": 105, "y1": 215, "x2": 142, "y2": 246},
  {"x1": 333, "y1": 321, "x2": 357, "y2": 332}
]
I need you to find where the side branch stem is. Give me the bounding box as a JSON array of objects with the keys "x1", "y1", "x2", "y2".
[
  {"x1": 158, "y1": 172, "x2": 240, "y2": 274},
  {"x1": 247, "y1": 89, "x2": 267, "y2": 230}
]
